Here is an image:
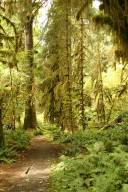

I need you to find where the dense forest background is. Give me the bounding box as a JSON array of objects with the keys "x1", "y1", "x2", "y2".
[
  {"x1": 1, "y1": 0, "x2": 128, "y2": 191},
  {"x1": 0, "y1": 0, "x2": 128, "y2": 136}
]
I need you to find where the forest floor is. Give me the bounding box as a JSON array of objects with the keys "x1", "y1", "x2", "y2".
[{"x1": 0, "y1": 136, "x2": 61, "y2": 192}]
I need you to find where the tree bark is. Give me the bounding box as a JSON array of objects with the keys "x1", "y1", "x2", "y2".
[
  {"x1": 23, "y1": 3, "x2": 37, "y2": 129},
  {"x1": 49, "y1": 88, "x2": 55, "y2": 123},
  {"x1": 0, "y1": 99, "x2": 4, "y2": 148},
  {"x1": 63, "y1": 0, "x2": 73, "y2": 132},
  {"x1": 96, "y1": 40, "x2": 105, "y2": 124},
  {"x1": 79, "y1": 5, "x2": 86, "y2": 130}
]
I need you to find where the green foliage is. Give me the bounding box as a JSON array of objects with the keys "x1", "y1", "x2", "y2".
[
  {"x1": 50, "y1": 150, "x2": 128, "y2": 192},
  {"x1": 0, "y1": 147, "x2": 16, "y2": 163},
  {"x1": 6, "y1": 129, "x2": 31, "y2": 150},
  {"x1": 50, "y1": 126, "x2": 128, "y2": 192},
  {"x1": 50, "y1": 124, "x2": 62, "y2": 140},
  {"x1": 0, "y1": 129, "x2": 31, "y2": 163},
  {"x1": 34, "y1": 127, "x2": 44, "y2": 136},
  {"x1": 115, "y1": 112, "x2": 128, "y2": 123},
  {"x1": 44, "y1": 123, "x2": 62, "y2": 140},
  {"x1": 60, "y1": 125, "x2": 128, "y2": 155},
  {"x1": 93, "y1": 14, "x2": 113, "y2": 26},
  {"x1": 33, "y1": 123, "x2": 62, "y2": 140}
]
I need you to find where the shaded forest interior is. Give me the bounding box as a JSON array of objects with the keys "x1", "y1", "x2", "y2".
[{"x1": 1, "y1": 0, "x2": 128, "y2": 191}]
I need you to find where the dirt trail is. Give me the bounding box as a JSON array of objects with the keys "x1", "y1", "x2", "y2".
[{"x1": 0, "y1": 136, "x2": 61, "y2": 192}]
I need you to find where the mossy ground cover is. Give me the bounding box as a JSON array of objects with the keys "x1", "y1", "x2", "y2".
[
  {"x1": 0, "y1": 129, "x2": 31, "y2": 163},
  {"x1": 49, "y1": 125, "x2": 128, "y2": 192}
]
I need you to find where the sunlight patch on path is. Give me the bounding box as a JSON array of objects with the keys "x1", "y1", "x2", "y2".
[
  {"x1": 0, "y1": 136, "x2": 61, "y2": 192},
  {"x1": 19, "y1": 165, "x2": 51, "y2": 179}
]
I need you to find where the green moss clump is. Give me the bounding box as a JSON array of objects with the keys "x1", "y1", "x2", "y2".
[{"x1": 93, "y1": 14, "x2": 113, "y2": 27}]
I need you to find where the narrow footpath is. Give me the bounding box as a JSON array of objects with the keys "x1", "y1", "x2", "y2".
[{"x1": 0, "y1": 136, "x2": 61, "y2": 192}]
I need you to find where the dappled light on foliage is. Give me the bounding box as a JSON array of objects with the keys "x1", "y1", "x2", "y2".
[{"x1": 0, "y1": 0, "x2": 128, "y2": 191}]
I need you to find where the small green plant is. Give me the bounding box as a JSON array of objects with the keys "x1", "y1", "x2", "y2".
[
  {"x1": 34, "y1": 127, "x2": 44, "y2": 136},
  {"x1": 0, "y1": 147, "x2": 16, "y2": 163},
  {"x1": 36, "y1": 123, "x2": 62, "y2": 140},
  {"x1": 6, "y1": 129, "x2": 31, "y2": 151},
  {"x1": 50, "y1": 125, "x2": 128, "y2": 192},
  {"x1": 0, "y1": 129, "x2": 31, "y2": 164},
  {"x1": 104, "y1": 140, "x2": 114, "y2": 152},
  {"x1": 50, "y1": 150, "x2": 128, "y2": 192}
]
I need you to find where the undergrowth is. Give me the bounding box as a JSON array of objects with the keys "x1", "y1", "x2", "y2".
[
  {"x1": 0, "y1": 129, "x2": 31, "y2": 164},
  {"x1": 34, "y1": 123, "x2": 62, "y2": 140},
  {"x1": 49, "y1": 125, "x2": 128, "y2": 192}
]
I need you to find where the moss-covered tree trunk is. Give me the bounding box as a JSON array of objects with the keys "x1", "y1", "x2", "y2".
[
  {"x1": 0, "y1": 99, "x2": 4, "y2": 148},
  {"x1": 23, "y1": 1, "x2": 37, "y2": 129},
  {"x1": 63, "y1": 0, "x2": 73, "y2": 132},
  {"x1": 79, "y1": 7, "x2": 86, "y2": 130},
  {"x1": 96, "y1": 40, "x2": 105, "y2": 124},
  {"x1": 49, "y1": 88, "x2": 55, "y2": 123}
]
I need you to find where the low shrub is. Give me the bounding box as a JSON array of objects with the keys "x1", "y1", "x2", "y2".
[
  {"x1": 35, "y1": 123, "x2": 62, "y2": 140},
  {"x1": 0, "y1": 147, "x2": 16, "y2": 163},
  {"x1": 60, "y1": 125, "x2": 128, "y2": 156},
  {"x1": 0, "y1": 129, "x2": 31, "y2": 163},
  {"x1": 50, "y1": 125, "x2": 128, "y2": 192},
  {"x1": 34, "y1": 127, "x2": 44, "y2": 136},
  {"x1": 6, "y1": 129, "x2": 31, "y2": 150},
  {"x1": 50, "y1": 150, "x2": 128, "y2": 192}
]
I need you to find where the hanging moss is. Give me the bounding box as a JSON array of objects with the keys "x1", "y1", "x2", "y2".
[
  {"x1": 93, "y1": 14, "x2": 113, "y2": 27},
  {"x1": 93, "y1": 0, "x2": 128, "y2": 59},
  {"x1": 99, "y1": 3, "x2": 104, "y2": 11}
]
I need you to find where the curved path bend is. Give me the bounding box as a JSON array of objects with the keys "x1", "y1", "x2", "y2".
[{"x1": 0, "y1": 136, "x2": 61, "y2": 192}]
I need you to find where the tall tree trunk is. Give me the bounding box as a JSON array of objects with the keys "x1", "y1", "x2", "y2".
[
  {"x1": 10, "y1": 68, "x2": 15, "y2": 129},
  {"x1": 23, "y1": 2, "x2": 37, "y2": 129},
  {"x1": 0, "y1": 99, "x2": 4, "y2": 148},
  {"x1": 49, "y1": 88, "x2": 55, "y2": 123},
  {"x1": 79, "y1": 5, "x2": 86, "y2": 130},
  {"x1": 63, "y1": 0, "x2": 73, "y2": 132},
  {"x1": 96, "y1": 40, "x2": 105, "y2": 124}
]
